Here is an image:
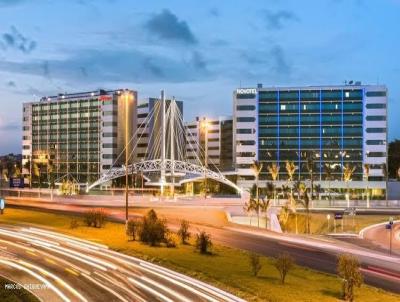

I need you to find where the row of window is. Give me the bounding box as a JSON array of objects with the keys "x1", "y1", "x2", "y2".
[
  {"x1": 259, "y1": 89, "x2": 363, "y2": 101},
  {"x1": 259, "y1": 114, "x2": 363, "y2": 125}
]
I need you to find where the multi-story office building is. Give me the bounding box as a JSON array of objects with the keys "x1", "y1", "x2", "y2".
[
  {"x1": 22, "y1": 89, "x2": 137, "y2": 187},
  {"x1": 233, "y1": 84, "x2": 388, "y2": 197},
  {"x1": 135, "y1": 97, "x2": 184, "y2": 162},
  {"x1": 185, "y1": 116, "x2": 234, "y2": 171}
]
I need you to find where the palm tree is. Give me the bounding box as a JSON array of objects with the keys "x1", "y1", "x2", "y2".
[
  {"x1": 268, "y1": 163, "x2": 280, "y2": 206},
  {"x1": 364, "y1": 164, "x2": 370, "y2": 208},
  {"x1": 295, "y1": 182, "x2": 311, "y2": 234},
  {"x1": 285, "y1": 161, "x2": 297, "y2": 197},
  {"x1": 306, "y1": 152, "x2": 314, "y2": 206},
  {"x1": 244, "y1": 195, "x2": 267, "y2": 228},
  {"x1": 325, "y1": 163, "x2": 333, "y2": 206},
  {"x1": 251, "y1": 160, "x2": 263, "y2": 226},
  {"x1": 343, "y1": 164, "x2": 356, "y2": 208},
  {"x1": 382, "y1": 163, "x2": 388, "y2": 206},
  {"x1": 264, "y1": 182, "x2": 275, "y2": 228},
  {"x1": 47, "y1": 160, "x2": 55, "y2": 200}
]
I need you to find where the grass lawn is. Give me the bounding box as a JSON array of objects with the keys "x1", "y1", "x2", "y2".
[
  {"x1": 283, "y1": 213, "x2": 399, "y2": 235},
  {"x1": 0, "y1": 276, "x2": 39, "y2": 302},
  {"x1": 1, "y1": 208, "x2": 399, "y2": 302}
]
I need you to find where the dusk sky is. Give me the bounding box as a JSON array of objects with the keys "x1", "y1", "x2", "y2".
[{"x1": 0, "y1": 0, "x2": 399, "y2": 154}]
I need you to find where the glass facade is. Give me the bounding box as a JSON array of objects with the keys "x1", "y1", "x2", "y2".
[
  {"x1": 31, "y1": 98, "x2": 103, "y2": 183},
  {"x1": 258, "y1": 89, "x2": 363, "y2": 181}
]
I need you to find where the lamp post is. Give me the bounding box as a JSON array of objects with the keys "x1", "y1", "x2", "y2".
[
  {"x1": 124, "y1": 91, "x2": 130, "y2": 227},
  {"x1": 327, "y1": 214, "x2": 331, "y2": 233},
  {"x1": 201, "y1": 118, "x2": 209, "y2": 199}
]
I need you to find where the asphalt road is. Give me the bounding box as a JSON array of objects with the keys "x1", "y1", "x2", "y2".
[
  {"x1": 361, "y1": 220, "x2": 400, "y2": 255},
  {"x1": 3, "y1": 200, "x2": 400, "y2": 295},
  {"x1": 0, "y1": 225, "x2": 245, "y2": 302}
]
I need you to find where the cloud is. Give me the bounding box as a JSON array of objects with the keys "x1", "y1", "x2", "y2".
[
  {"x1": 6, "y1": 80, "x2": 16, "y2": 87},
  {"x1": 2, "y1": 26, "x2": 36, "y2": 54},
  {"x1": 209, "y1": 7, "x2": 219, "y2": 17},
  {"x1": 0, "y1": 0, "x2": 24, "y2": 6},
  {"x1": 0, "y1": 48, "x2": 210, "y2": 84},
  {"x1": 263, "y1": 9, "x2": 299, "y2": 30},
  {"x1": 270, "y1": 45, "x2": 291, "y2": 75},
  {"x1": 190, "y1": 51, "x2": 207, "y2": 70},
  {"x1": 144, "y1": 9, "x2": 197, "y2": 44}
]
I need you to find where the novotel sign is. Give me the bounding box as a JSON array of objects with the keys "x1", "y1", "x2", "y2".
[{"x1": 236, "y1": 88, "x2": 257, "y2": 95}]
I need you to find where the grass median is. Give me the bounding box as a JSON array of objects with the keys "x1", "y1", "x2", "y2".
[{"x1": 1, "y1": 208, "x2": 399, "y2": 302}]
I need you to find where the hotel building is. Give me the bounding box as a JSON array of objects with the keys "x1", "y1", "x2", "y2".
[
  {"x1": 22, "y1": 89, "x2": 137, "y2": 187},
  {"x1": 233, "y1": 84, "x2": 388, "y2": 197}
]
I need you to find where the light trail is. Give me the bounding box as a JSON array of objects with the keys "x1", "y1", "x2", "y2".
[
  {"x1": 0, "y1": 258, "x2": 70, "y2": 302},
  {"x1": 0, "y1": 225, "x2": 245, "y2": 302},
  {"x1": 128, "y1": 277, "x2": 175, "y2": 302}
]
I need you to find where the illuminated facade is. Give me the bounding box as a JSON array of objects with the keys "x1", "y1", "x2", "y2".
[
  {"x1": 22, "y1": 89, "x2": 137, "y2": 187},
  {"x1": 233, "y1": 84, "x2": 388, "y2": 197}
]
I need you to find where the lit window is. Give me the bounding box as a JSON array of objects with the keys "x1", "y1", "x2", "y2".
[
  {"x1": 345, "y1": 92, "x2": 350, "y2": 98},
  {"x1": 303, "y1": 105, "x2": 307, "y2": 110},
  {"x1": 335, "y1": 104, "x2": 339, "y2": 110},
  {"x1": 281, "y1": 104, "x2": 286, "y2": 110}
]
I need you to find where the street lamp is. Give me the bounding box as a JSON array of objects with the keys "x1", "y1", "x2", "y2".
[
  {"x1": 124, "y1": 91, "x2": 131, "y2": 227},
  {"x1": 200, "y1": 118, "x2": 210, "y2": 199},
  {"x1": 326, "y1": 214, "x2": 331, "y2": 233}
]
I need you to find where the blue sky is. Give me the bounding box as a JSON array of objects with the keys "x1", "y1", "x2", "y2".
[{"x1": 0, "y1": 0, "x2": 399, "y2": 153}]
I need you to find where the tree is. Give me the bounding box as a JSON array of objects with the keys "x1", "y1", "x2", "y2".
[
  {"x1": 195, "y1": 231, "x2": 212, "y2": 254},
  {"x1": 388, "y1": 140, "x2": 400, "y2": 179},
  {"x1": 177, "y1": 220, "x2": 191, "y2": 244},
  {"x1": 363, "y1": 164, "x2": 370, "y2": 208},
  {"x1": 382, "y1": 163, "x2": 388, "y2": 205},
  {"x1": 343, "y1": 164, "x2": 356, "y2": 208},
  {"x1": 267, "y1": 163, "x2": 280, "y2": 205},
  {"x1": 126, "y1": 218, "x2": 139, "y2": 241},
  {"x1": 274, "y1": 252, "x2": 294, "y2": 284},
  {"x1": 337, "y1": 254, "x2": 363, "y2": 301},
  {"x1": 244, "y1": 195, "x2": 267, "y2": 228},
  {"x1": 295, "y1": 182, "x2": 311, "y2": 234},
  {"x1": 285, "y1": 161, "x2": 297, "y2": 198},
  {"x1": 251, "y1": 160, "x2": 263, "y2": 227},
  {"x1": 138, "y1": 209, "x2": 168, "y2": 246},
  {"x1": 249, "y1": 253, "x2": 262, "y2": 277},
  {"x1": 306, "y1": 152, "x2": 315, "y2": 204},
  {"x1": 325, "y1": 163, "x2": 334, "y2": 206}
]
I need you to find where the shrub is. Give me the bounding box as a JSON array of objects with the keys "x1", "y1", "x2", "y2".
[
  {"x1": 195, "y1": 231, "x2": 212, "y2": 254},
  {"x1": 274, "y1": 252, "x2": 294, "y2": 284},
  {"x1": 126, "y1": 218, "x2": 139, "y2": 241},
  {"x1": 69, "y1": 218, "x2": 79, "y2": 229},
  {"x1": 138, "y1": 209, "x2": 168, "y2": 246},
  {"x1": 83, "y1": 209, "x2": 108, "y2": 228},
  {"x1": 84, "y1": 210, "x2": 96, "y2": 227},
  {"x1": 177, "y1": 220, "x2": 191, "y2": 244},
  {"x1": 249, "y1": 253, "x2": 262, "y2": 276},
  {"x1": 165, "y1": 232, "x2": 177, "y2": 248},
  {"x1": 337, "y1": 254, "x2": 363, "y2": 301}
]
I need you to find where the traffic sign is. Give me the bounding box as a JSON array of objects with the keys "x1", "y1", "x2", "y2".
[{"x1": 386, "y1": 224, "x2": 392, "y2": 230}]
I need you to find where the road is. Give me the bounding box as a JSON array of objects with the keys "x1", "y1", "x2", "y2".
[
  {"x1": 360, "y1": 220, "x2": 400, "y2": 255},
  {"x1": 0, "y1": 224, "x2": 244, "y2": 302},
  {"x1": 4, "y1": 198, "x2": 400, "y2": 295}
]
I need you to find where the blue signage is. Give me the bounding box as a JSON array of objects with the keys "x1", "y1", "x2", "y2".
[{"x1": 9, "y1": 177, "x2": 24, "y2": 188}]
